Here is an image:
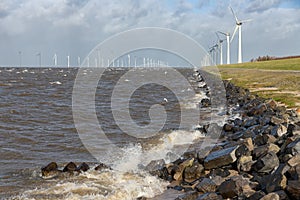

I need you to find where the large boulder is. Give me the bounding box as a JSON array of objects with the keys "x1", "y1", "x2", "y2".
[
  {"x1": 204, "y1": 146, "x2": 239, "y2": 170},
  {"x1": 252, "y1": 151, "x2": 279, "y2": 173}
]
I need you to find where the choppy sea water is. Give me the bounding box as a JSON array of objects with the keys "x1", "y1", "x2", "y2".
[{"x1": 0, "y1": 67, "x2": 222, "y2": 200}]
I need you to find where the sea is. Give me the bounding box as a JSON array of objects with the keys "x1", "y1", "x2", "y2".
[{"x1": 0, "y1": 67, "x2": 227, "y2": 200}]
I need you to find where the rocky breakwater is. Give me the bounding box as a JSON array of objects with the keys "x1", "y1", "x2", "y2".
[{"x1": 144, "y1": 76, "x2": 300, "y2": 199}]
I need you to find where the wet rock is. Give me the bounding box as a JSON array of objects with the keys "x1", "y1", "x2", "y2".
[
  {"x1": 76, "y1": 162, "x2": 89, "y2": 172},
  {"x1": 259, "y1": 192, "x2": 280, "y2": 200},
  {"x1": 62, "y1": 162, "x2": 77, "y2": 173},
  {"x1": 195, "y1": 178, "x2": 217, "y2": 193},
  {"x1": 252, "y1": 151, "x2": 279, "y2": 173},
  {"x1": 173, "y1": 158, "x2": 194, "y2": 181},
  {"x1": 183, "y1": 161, "x2": 204, "y2": 182},
  {"x1": 287, "y1": 123, "x2": 300, "y2": 136},
  {"x1": 200, "y1": 98, "x2": 211, "y2": 108},
  {"x1": 286, "y1": 180, "x2": 300, "y2": 199},
  {"x1": 41, "y1": 162, "x2": 61, "y2": 178},
  {"x1": 94, "y1": 163, "x2": 110, "y2": 171},
  {"x1": 223, "y1": 123, "x2": 234, "y2": 132},
  {"x1": 204, "y1": 146, "x2": 239, "y2": 170},
  {"x1": 195, "y1": 192, "x2": 222, "y2": 200},
  {"x1": 237, "y1": 155, "x2": 254, "y2": 172}
]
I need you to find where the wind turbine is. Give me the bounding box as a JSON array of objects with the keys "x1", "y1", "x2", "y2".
[
  {"x1": 67, "y1": 55, "x2": 70, "y2": 68},
  {"x1": 229, "y1": 6, "x2": 252, "y2": 63},
  {"x1": 215, "y1": 32, "x2": 225, "y2": 65},
  {"x1": 53, "y1": 53, "x2": 57, "y2": 66},
  {"x1": 218, "y1": 31, "x2": 231, "y2": 64}
]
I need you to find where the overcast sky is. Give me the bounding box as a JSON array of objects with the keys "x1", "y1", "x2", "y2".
[{"x1": 0, "y1": 0, "x2": 299, "y2": 67}]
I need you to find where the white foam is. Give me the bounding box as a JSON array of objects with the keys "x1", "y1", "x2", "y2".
[{"x1": 49, "y1": 81, "x2": 62, "y2": 85}]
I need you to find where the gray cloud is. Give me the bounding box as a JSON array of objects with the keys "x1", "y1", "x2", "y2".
[
  {"x1": 246, "y1": 0, "x2": 284, "y2": 13},
  {"x1": 0, "y1": 0, "x2": 299, "y2": 66}
]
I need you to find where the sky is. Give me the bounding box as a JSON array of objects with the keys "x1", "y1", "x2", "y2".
[{"x1": 0, "y1": 0, "x2": 300, "y2": 67}]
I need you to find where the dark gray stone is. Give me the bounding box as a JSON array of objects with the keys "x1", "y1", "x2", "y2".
[
  {"x1": 252, "y1": 151, "x2": 279, "y2": 173},
  {"x1": 204, "y1": 146, "x2": 239, "y2": 170},
  {"x1": 195, "y1": 178, "x2": 217, "y2": 193}
]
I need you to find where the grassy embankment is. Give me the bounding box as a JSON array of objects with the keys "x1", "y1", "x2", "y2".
[{"x1": 217, "y1": 58, "x2": 300, "y2": 108}]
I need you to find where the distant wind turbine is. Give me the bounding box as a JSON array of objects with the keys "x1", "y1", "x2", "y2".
[
  {"x1": 67, "y1": 55, "x2": 70, "y2": 68},
  {"x1": 215, "y1": 32, "x2": 225, "y2": 65},
  {"x1": 36, "y1": 52, "x2": 41, "y2": 67},
  {"x1": 128, "y1": 54, "x2": 130, "y2": 67},
  {"x1": 229, "y1": 6, "x2": 252, "y2": 63},
  {"x1": 77, "y1": 56, "x2": 81, "y2": 66},
  {"x1": 53, "y1": 53, "x2": 57, "y2": 66},
  {"x1": 218, "y1": 31, "x2": 231, "y2": 64}
]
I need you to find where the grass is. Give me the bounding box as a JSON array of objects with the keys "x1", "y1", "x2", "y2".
[
  {"x1": 218, "y1": 57, "x2": 300, "y2": 71},
  {"x1": 217, "y1": 58, "x2": 300, "y2": 108}
]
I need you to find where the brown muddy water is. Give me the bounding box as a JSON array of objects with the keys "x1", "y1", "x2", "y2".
[{"x1": 0, "y1": 67, "x2": 223, "y2": 200}]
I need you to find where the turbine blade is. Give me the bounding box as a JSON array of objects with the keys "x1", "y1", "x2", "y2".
[
  {"x1": 215, "y1": 32, "x2": 220, "y2": 40},
  {"x1": 240, "y1": 19, "x2": 253, "y2": 23},
  {"x1": 230, "y1": 25, "x2": 239, "y2": 43},
  {"x1": 229, "y1": 6, "x2": 239, "y2": 23},
  {"x1": 218, "y1": 31, "x2": 227, "y2": 36}
]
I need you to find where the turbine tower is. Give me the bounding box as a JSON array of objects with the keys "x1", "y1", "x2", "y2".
[
  {"x1": 67, "y1": 55, "x2": 70, "y2": 68},
  {"x1": 218, "y1": 31, "x2": 231, "y2": 64},
  {"x1": 229, "y1": 6, "x2": 252, "y2": 63},
  {"x1": 215, "y1": 32, "x2": 225, "y2": 65},
  {"x1": 53, "y1": 53, "x2": 57, "y2": 66}
]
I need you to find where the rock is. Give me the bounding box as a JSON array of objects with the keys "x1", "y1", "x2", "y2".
[
  {"x1": 286, "y1": 180, "x2": 300, "y2": 199},
  {"x1": 77, "y1": 162, "x2": 90, "y2": 172},
  {"x1": 274, "y1": 190, "x2": 289, "y2": 200},
  {"x1": 248, "y1": 103, "x2": 267, "y2": 116},
  {"x1": 223, "y1": 123, "x2": 234, "y2": 132},
  {"x1": 95, "y1": 163, "x2": 110, "y2": 171},
  {"x1": 173, "y1": 158, "x2": 194, "y2": 181},
  {"x1": 195, "y1": 178, "x2": 217, "y2": 193},
  {"x1": 175, "y1": 191, "x2": 199, "y2": 200},
  {"x1": 271, "y1": 124, "x2": 287, "y2": 137},
  {"x1": 265, "y1": 173, "x2": 287, "y2": 193},
  {"x1": 248, "y1": 191, "x2": 266, "y2": 200},
  {"x1": 270, "y1": 116, "x2": 285, "y2": 125},
  {"x1": 252, "y1": 151, "x2": 279, "y2": 173},
  {"x1": 253, "y1": 143, "x2": 280, "y2": 159},
  {"x1": 62, "y1": 162, "x2": 77, "y2": 173},
  {"x1": 286, "y1": 164, "x2": 300, "y2": 180},
  {"x1": 266, "y1": 99, "x2": 278, "y2": 110},
  {"x1": 200, "y1": 98, "x2": 211, "y2": 108},
  {"x1": 204, "y1": 146, "x2": 239, "y2": 170},
  {"x1": 287, "y1": 123, "x2": 300, "y2": 136},
  {"x1": 287, "y1": 154, "x2": 300, "y2": 167},
  {"x1": 237, "y1": 155, "x2": 254, "y2": 172},
  {"x1": 195, "y1": 192, "x2": 222, "y2": 200},
  {"x1": 254, "y1": 134, "x2": 276, "y2": 146},
  {"x1": 235, "y1": 144, "x2": 252, "y2": 157},
  {"x1": 183, "y1": 161, "x2": 204, "y2": 182},
  {"x1": 41, "y1": 162, "x2": 61, "y2": 178},
  {"x1": 285, "y1": 137, "x2": 300, "y2": 155},
  {"x1": 145, "y1": 159, "x2": 170, "y2": 181},
  {"x1": 259, "y1": 192, "x2": 280, "y2": 200},
  {"x1": 217, "y1": 176, "x2": 255, "y2": 198}
]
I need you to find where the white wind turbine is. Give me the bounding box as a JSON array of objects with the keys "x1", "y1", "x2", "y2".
[
  {"x1": 218, "y1": 31, "x2": 231, "y2": 64},
  {"x1": 215, "y1": 32, "x2": 225, "y2": 65},
  {"x1": 53, "y1": 53, "x2": 57, "y2": 66},
  {"x1": 229, "y1": 6, "x2": 252, "y2": 63}
]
